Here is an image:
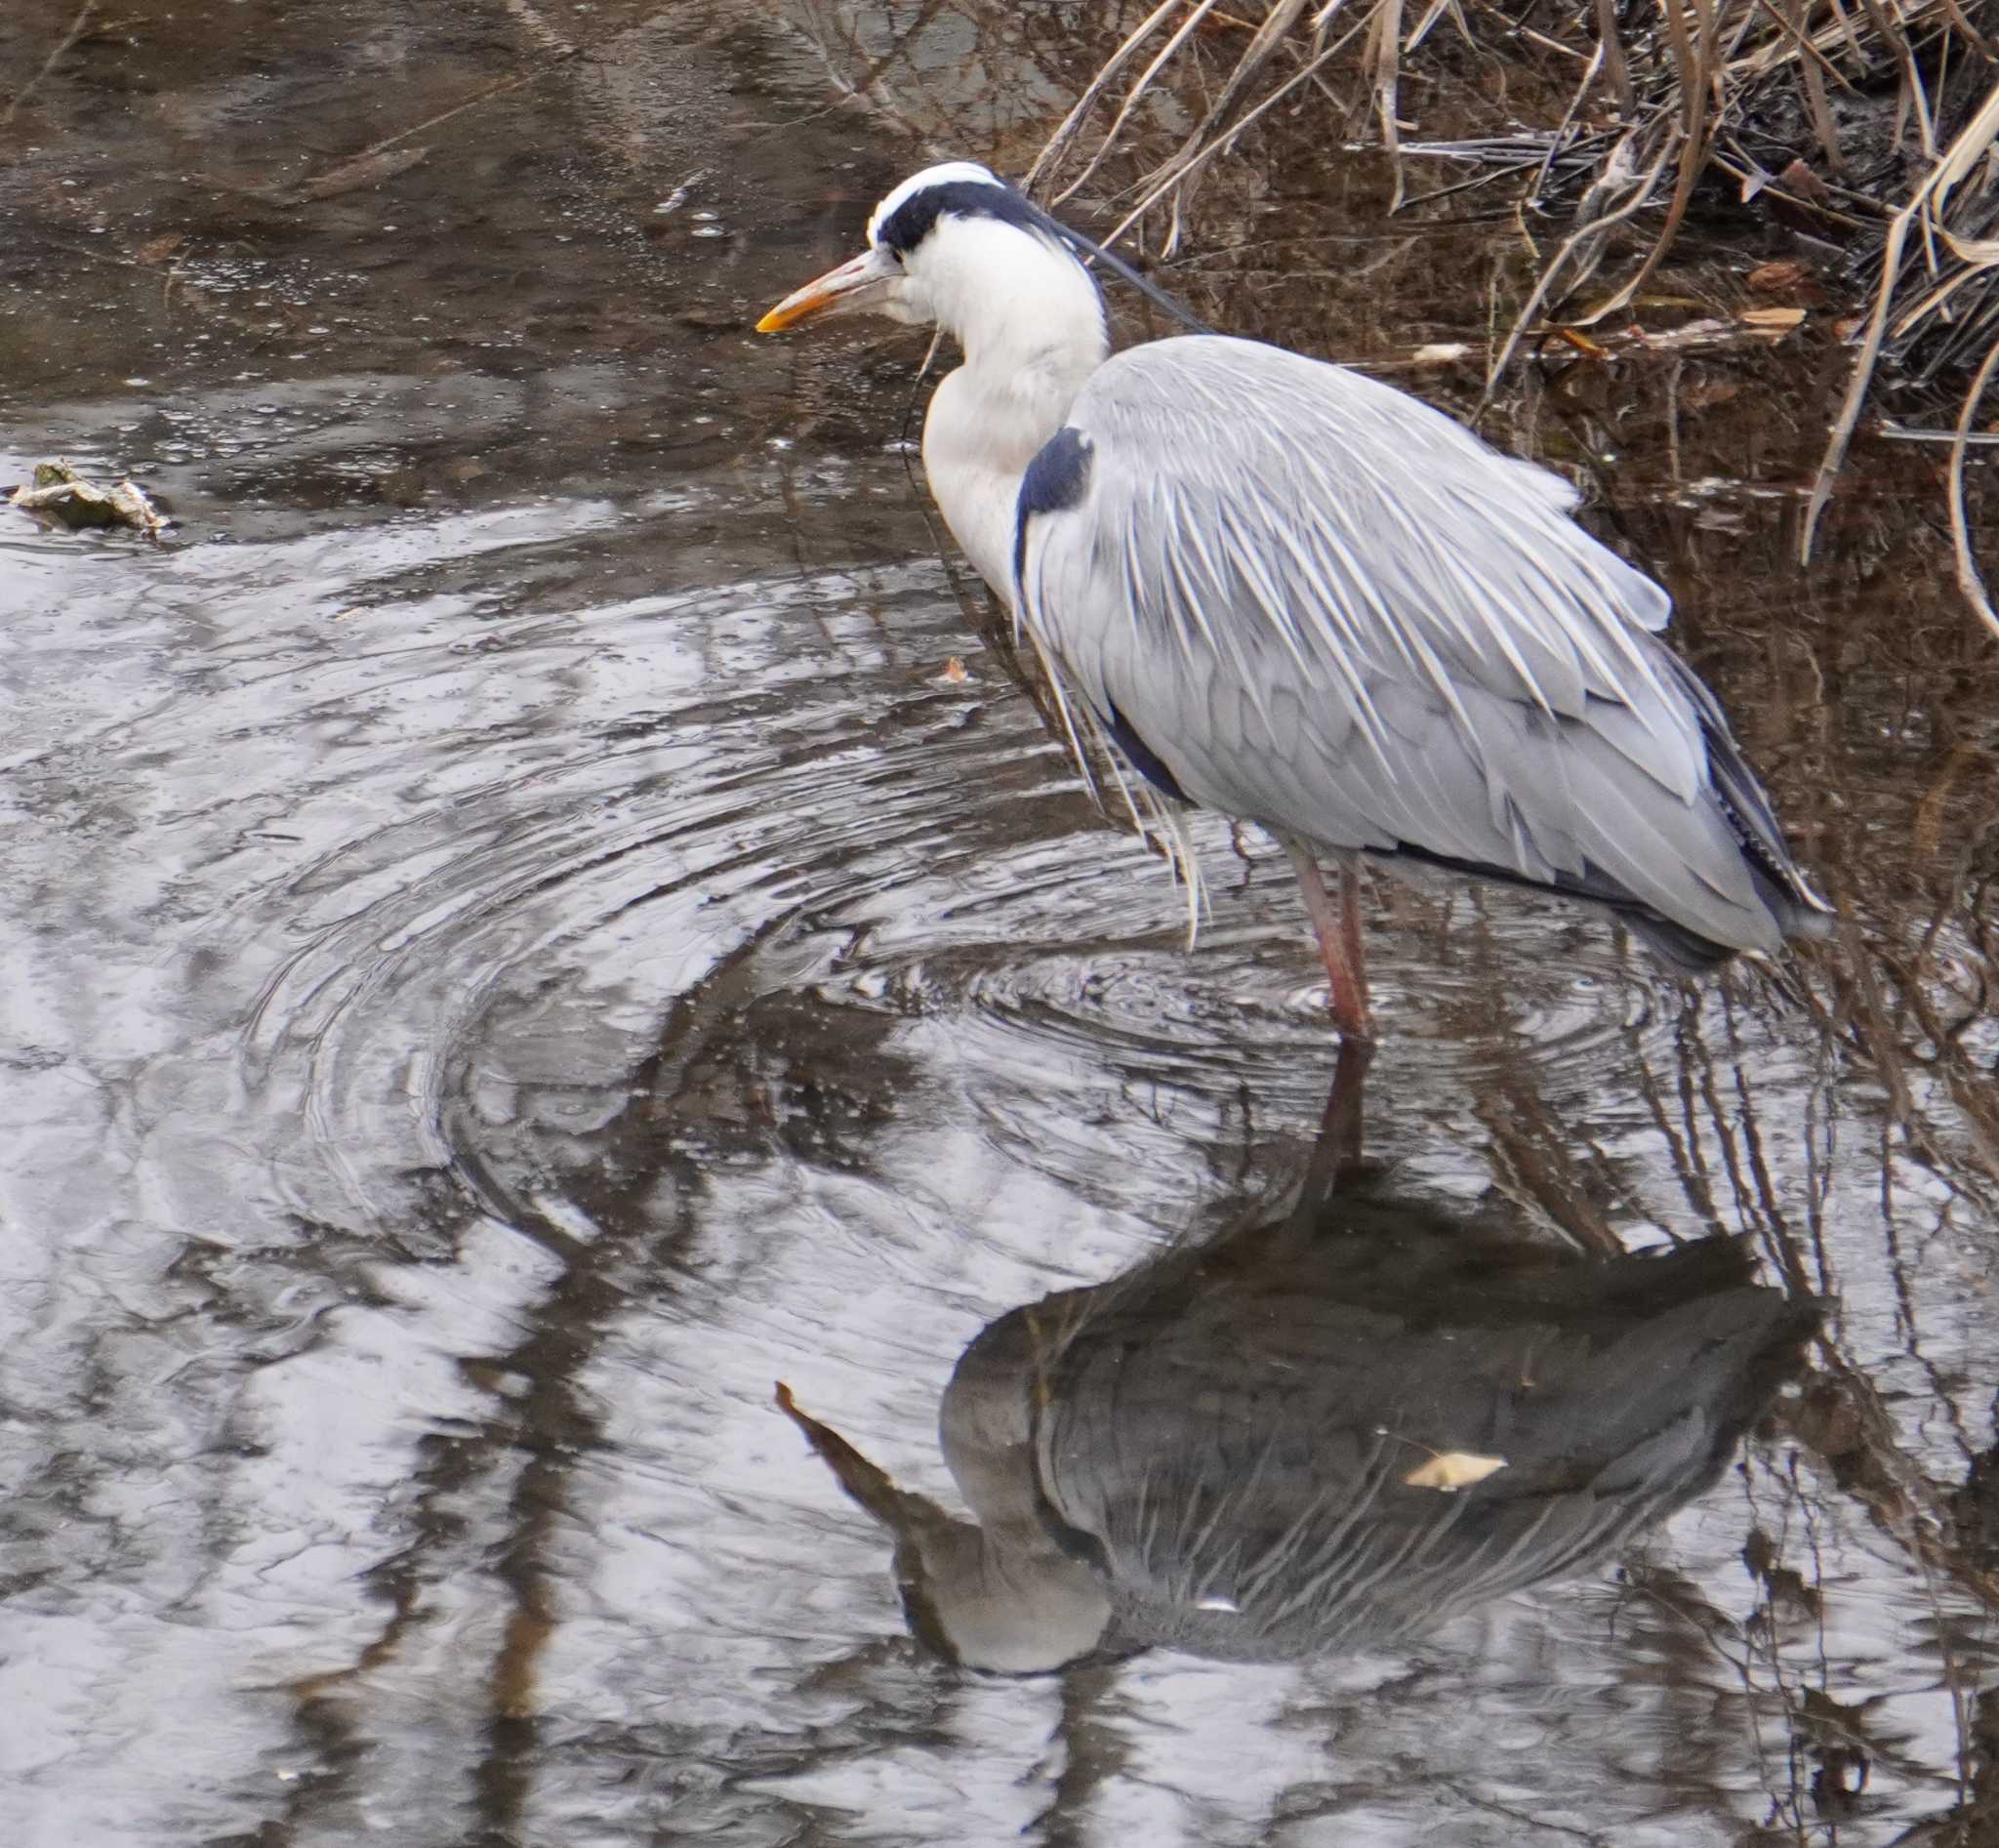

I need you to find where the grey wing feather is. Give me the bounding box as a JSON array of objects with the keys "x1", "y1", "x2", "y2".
[{"x1": 1015, "y1": 336, "x2": 1826, "y2": 954}]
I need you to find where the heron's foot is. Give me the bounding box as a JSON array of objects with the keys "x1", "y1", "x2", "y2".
[{"x1": 1284, "y1": 842, "x2": 1376, "y2": 1043}]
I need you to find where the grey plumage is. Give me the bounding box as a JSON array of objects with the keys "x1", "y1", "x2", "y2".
[
  {"x1": 1016, "y1": 335, "x2": 1829, "y2": 963},
  {"x1": 758, "y1": 160, "x2": 1831, "y2": 984}
]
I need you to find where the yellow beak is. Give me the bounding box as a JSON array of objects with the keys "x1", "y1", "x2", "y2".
[{"x1": 755, "y1": 245, "x2": 900, "y2": 333}]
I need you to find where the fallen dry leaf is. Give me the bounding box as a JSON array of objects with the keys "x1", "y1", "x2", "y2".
[
  {"x1": 135, "y1": 232, "x2": 186, "y2": 267},
  {"x1": 1554, "y1": 326, "x2": 1609, "y2": 358},
  {"x1": 938, "y1": 656, "x2": 968, "y2": 683},
  {"x1": 1404, "y1": 1450, "x2": 1508, "y2": 1491},
  {"x1": 305, "y1": 144, "x2": 429, "y2": 202},
  {"x1": 1681, "y1": 377, "x2": 1742, "y2": 410},
  {"x1": 1746, "y1": 259, "x2": 1811, "y2": 297},
  {"x1": 1776, "y1": 157, "x2": 1831, "y2": 205}
]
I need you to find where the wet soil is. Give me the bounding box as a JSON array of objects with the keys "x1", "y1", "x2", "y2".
[{"x1": 2, "y1": 3, "x2": 1996, "y2": 1845}]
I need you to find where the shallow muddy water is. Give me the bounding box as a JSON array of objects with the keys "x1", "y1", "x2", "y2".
[{"x1": 3, "y1": 3, "x2": 1997, "y2": 1844}]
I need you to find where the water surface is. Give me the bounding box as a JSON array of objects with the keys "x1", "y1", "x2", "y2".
[{"x1": 2, "y1": 3, "x2": 1996, "y2": 1843}]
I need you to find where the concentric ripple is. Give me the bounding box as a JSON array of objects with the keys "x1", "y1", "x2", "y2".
[
  {"x1": 137, "y1": 490, "x2": 1700, "y2": 1246},
  {"x1": 7, "y1": 454, "x2": 1707, "y2": 1273},
  {"x1": 6, "y1": 434, "x2": 1976, "y2": 1848}
]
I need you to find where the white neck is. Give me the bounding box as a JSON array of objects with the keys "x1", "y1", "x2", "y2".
[{"x1": 917, "y1": 220, "x2": 1109, "y2": 598}]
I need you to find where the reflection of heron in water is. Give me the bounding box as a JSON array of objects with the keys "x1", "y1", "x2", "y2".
[{"x1": 778, "y1": 1058, "x2": 1815, "y2": 1674}]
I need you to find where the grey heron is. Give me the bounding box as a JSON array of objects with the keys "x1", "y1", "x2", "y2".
[{"x1": 757, "y1": 161, "x2": 1831, "y2": 1040}]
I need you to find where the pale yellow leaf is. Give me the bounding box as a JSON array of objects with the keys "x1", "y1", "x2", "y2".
[{"x1": 1404, "y1": 1451, "x2": 1508, "y2": 1491}]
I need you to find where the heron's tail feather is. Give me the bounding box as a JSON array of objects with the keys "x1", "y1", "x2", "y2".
[
  {"x1": 1624, "y1": 912, "x2": 1734, "y2": 973},
  {"x1": 1661, "y1": 654, "x2": 1835, "y2": 942}
]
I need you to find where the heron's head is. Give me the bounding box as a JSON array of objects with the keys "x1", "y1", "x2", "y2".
[{"x1": 755, "y1": 161, "x2": 1104, "y2": 350}]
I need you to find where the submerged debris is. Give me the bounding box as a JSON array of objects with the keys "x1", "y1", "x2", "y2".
[{"x1": 9, "y1": 460, "x2": 167, "y2": 540}]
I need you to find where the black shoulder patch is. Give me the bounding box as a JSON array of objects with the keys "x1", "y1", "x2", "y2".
[
  {"x1": 1011, "y1": 426, "x2": 1093, "y2": 591},
  {"x1": 875, "y1": 179, "x2": 1040, "y2": 257},
  {"x1": 1020, "y1": 426, "x2": 1093, "y2": 516}
]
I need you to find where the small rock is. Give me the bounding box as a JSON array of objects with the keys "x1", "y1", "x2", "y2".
[{"x1": 9, "y1": 460, "x2": 167, "y2": 538}]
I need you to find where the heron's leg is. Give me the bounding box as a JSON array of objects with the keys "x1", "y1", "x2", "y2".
[
  {"x1": 1283, "y1": 841, "x2": 1376, "y2": 1044},
  {"x1": 1295, "y1": 1036, "x2": 1374, "y2": 1212}
]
